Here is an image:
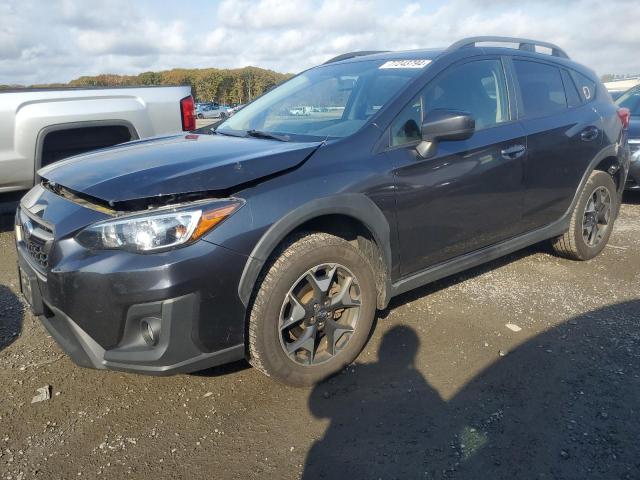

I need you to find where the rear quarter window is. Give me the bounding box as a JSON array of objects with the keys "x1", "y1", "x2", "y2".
[
  {"x1": 561, "y1": 70, "x2": 582, "y2": 108},
  {"x1": 513, "y1": 60, "x2": 567, "y2": 119},
  {"x1": 571, "y1": 71, "x2": 597, "y2": 103}
]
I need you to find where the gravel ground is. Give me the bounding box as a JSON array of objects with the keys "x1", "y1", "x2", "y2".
[
  {"x1": 195, "y1": 118, "x2": 222, "y2": 131},
  {"x1": 0, "y1": 194, "x2": 639, "y2": 480}
]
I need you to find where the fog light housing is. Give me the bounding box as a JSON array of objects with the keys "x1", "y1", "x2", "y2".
[{"x1": 140, "y1": 318, "x2": 160, "y2": 346}]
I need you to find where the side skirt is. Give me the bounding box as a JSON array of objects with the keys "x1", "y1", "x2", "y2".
[{"x1": 390, "y1": 217, "x2": 568, "y2": 298}]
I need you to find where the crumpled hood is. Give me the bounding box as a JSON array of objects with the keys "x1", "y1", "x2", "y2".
[{"x1": 39, "y1": 133, "x2": 322, "y2": 203}]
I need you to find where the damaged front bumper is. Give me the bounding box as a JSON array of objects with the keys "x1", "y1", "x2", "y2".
[
  {"x1": 16, "y1": 186, "x2": 249, "y2": 375},
  {"x1": 34, "y1": 291, "x2": 245, "y2": 375}
]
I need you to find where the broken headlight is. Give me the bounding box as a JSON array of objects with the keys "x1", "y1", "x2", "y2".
[{"x1": 76, "y1": 199, "x2": 243, "y2": 252}]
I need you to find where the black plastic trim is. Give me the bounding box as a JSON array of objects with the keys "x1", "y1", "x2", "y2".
[
  {"x1": 36, "y1": 293, "x2": 245, "y2": 376},
  {"x1": 237, "y1": 194, "x2": 393, "y2": 307}
]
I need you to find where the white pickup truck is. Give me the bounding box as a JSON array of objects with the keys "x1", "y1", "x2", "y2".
[{"x1": 0, "y1": 85, "x2": 194, "y2": 194}]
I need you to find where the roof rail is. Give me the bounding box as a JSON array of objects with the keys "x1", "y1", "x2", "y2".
[
  {"x1": 323, "y1": 51, "x2": 388, "y2": 65},
  {"x1": 447, "y1": 36, "x2": 569, "y2": 59}
]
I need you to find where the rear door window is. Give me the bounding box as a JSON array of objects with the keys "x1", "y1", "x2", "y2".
[{"x1": 513, "y1": 60, "x2": 567, "y2": 118}]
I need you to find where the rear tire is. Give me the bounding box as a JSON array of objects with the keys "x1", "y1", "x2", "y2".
[
  {"x1": 248, "y1": 232, "x2": 377, "y2": 387},
  {"x1": 551, "y1": 170, "x2": 618, "y2": 260}
]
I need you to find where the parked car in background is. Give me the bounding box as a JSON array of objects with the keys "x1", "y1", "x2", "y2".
[
  {"x1": 228, "y1": 104, "x2": 245, "y2": 115},
  {"x1": 288, "y1": 106, "x2": 311, "y2": 116},
  {"x1": 15, "y1": 37, "x2": 629, "y2": 386},
  {"x1": 610, "y1": 91, "x2": 625, "y2": 101},
  {"x1": 0, "y1": 86, "x2": 194, "y2": 194},
  {"x1": 605, "y1": 78, "x2": 640, "y2": 102},
  {"x1": 615, "y1": 85, "x2": 640, "y2": 190},
  {"x1": 196, "y1": 102, "x2": 232, "y2": 119}
]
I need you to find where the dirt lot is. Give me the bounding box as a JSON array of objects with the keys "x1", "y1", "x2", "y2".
[
  {"x1": 195, "y1": 118, "x2": 222, "y2": 131},
  {"x1": 0, "y1": 194, "x2": 639, "y2": 480}
]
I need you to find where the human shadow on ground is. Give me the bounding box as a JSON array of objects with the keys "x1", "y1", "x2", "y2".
[
  {"x1": 0, "y1": 285, "x2": 25, "y2": 353},
  {"x1": 304, "y1": 300, "x2": 640, "y2": 479}
]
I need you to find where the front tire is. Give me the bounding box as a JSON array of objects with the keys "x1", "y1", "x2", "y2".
[
  {"x1": 552, "y1": 170, "x2": 618, "y2": 260},
  {"x1": 248, "y1": 232, "x2": 377, "y2": 387}
]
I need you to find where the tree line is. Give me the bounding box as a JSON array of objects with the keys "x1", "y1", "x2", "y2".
[{"x1": 0, "y1": 66, "x2": 293, "y2": 104}]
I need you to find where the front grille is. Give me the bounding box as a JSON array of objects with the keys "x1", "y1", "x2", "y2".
[
  {"x1": 18, "y1": 208, "x2": 54, "y2": 271},
  {"x1": 26, "y1": 235, "x2": 49, "y2": 269}
]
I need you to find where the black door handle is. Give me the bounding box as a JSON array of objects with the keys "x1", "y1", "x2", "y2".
[
  {"x1": 501, "y1": 144, "x2": 526, "y2": 160},
  {"x1": 581, "y1": 126, "x2": 600, "y2": 142}
]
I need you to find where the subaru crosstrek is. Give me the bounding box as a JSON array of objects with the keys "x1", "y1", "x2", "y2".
[{"x1": 15, "y1": 37, "x2": 630, "y2": 386}]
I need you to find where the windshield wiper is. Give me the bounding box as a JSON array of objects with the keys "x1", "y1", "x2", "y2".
[
  {"x1": 212, "y1": 128, "x2": 243, "y2": 137},
  {"x1": 246, "y1": 130, "x2": 290, "y2": 142}
]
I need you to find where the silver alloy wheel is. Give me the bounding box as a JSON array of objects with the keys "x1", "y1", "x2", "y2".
[
  {"x1": 278, "y1": 263, "x2": 361, "y2": 366},
  {"x1": 582, "y1": 186, "x2": 612, "y2": 247}
]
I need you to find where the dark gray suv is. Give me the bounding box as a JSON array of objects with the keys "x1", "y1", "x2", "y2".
[{"x1": 15, "y1": 37, "x2": 630, "y2": 386}]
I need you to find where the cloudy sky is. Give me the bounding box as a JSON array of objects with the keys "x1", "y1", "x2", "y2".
[{"x1": 1, "y1": 0, "x2": 638, "y2": 85}]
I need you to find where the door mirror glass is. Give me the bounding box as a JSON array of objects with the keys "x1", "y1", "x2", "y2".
[{"x1": 416, "y1": 109, "x2": 475, "y2": 158}]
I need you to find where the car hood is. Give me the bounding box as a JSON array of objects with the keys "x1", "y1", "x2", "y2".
[{"x1": 39, "y1": 133, "x2": 322, "y2": 204}]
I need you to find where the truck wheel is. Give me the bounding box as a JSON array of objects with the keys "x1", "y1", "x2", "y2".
[
  {"x1": 248, "y1": 232, "x2": 377, "y2": 386},
  {"x1": 197, "y1": 113, "x2": 203, "y2": 119},
  {"x1": 551, "y1": 170, "x2": 618, "y2": 260}
]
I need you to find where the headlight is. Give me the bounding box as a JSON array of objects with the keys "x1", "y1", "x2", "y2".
[{"x1": 76, "y1": 199, "x2": 243, "y2": 252}]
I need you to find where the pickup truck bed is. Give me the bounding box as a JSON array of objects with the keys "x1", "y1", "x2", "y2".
[{"x1": 0, "y1": 85, "x2": 193, "y2": 193}]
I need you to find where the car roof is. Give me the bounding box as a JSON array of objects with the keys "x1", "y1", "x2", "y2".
[
  {"x1": 327, "y1": 48, "x2": 446, "y2": 65},
  {"x1": 327, "y1": 45, "x2": 595, "y2": 80}
]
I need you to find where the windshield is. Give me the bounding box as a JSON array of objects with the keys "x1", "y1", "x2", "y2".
[
  {"x1": 217, "y1": 59, "x2": 426, "y2": 140},
  {"x1": 616, "y1": 86, "x2": 640, "y2": 115}
]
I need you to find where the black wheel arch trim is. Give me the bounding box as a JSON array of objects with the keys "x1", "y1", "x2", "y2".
[
  {"x1": 237, "y1": 193, "x2": 393, "y2": 308},
  {"x1": 576, "y1": 143, "x2": 628, "y2": 201}
]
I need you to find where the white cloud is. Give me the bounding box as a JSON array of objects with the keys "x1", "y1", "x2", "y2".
[{"x1": 0, "y1": 0, "x2": 638, "y2": 85}]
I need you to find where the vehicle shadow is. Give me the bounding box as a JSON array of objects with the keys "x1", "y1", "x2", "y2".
[
  {"x1": 191, "y1": 359, "x2": 252, "y2": 377},
  {"x1": 379, "y1": 243, "x2": 541, "y2": 320},
  {"x1": 0, "y1": 285, "x2": 25, "y2": 353},
  {"x1": 0, "y1": 191, "x2": 22, "y2": 233},
  {"x1": 303, "y1": 300, "x2": 640, "y2": 479},
  {"x1": 622, "y1": 190, "x2": 640, "y2": 205}
]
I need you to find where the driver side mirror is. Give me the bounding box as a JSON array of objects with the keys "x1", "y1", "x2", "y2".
[{"x1": 416, "y1": 109, "x2": 475, "y2": 158}]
